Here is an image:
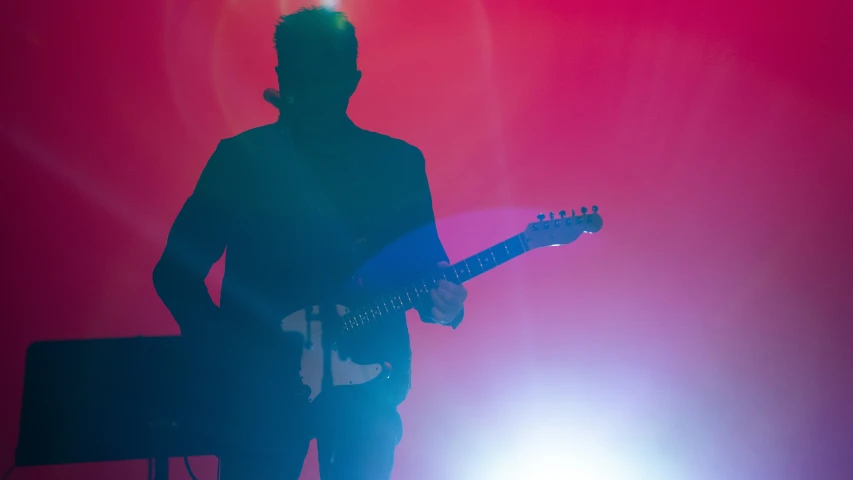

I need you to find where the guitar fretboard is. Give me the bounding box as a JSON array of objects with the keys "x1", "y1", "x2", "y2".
[{"x1": 340, "y1": 233, "x2": 529, "y2": 332}]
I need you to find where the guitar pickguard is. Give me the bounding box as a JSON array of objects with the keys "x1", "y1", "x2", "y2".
[{"x1": 280, "y1": 305, "x2": 385, "y2": 402}]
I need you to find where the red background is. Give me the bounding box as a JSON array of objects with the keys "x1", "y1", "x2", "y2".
[{"x1": 2, "y1": 0, "x2": 852, "y2": 478}]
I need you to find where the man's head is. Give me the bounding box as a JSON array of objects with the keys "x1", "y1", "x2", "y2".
[{"x1": 273, "y1": 7, "x2": 361, "y2": 126}]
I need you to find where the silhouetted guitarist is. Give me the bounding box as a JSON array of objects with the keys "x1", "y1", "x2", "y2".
[{"x1": 152, "y1": 7, "x2": 466, "y2": 480}]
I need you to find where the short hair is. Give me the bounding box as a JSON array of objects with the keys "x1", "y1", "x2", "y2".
[{"x1": 273, "y1": 6, "x2": 358, "y2": 70}]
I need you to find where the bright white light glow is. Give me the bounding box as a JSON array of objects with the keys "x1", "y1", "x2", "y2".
[
  {"x1": 478, "y1": 425, "x2": 637, "y2": 480},
  {"x1": 444, "y1": 381, "x2": 690, "y2": 480}
]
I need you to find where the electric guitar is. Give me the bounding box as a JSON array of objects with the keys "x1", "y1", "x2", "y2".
[{"x1": 280, "y1": 207, "x2": 603, "y2": 402}]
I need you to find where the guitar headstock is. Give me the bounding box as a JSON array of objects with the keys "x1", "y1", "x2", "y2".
[{"x1": 524, "y1": 206, "x2": 603, "y2": 249}]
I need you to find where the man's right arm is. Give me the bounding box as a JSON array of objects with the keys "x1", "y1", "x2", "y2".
[{"x1": 152, "y1": 140, "x2": 233, "y2": 336}]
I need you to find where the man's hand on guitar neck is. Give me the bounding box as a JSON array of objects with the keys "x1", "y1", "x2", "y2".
[{"x1": 426, "y1": 261, "x2": 467, "y2": 325}]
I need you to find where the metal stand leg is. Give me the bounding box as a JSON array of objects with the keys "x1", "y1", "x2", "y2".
[{"x1": 154, "y1": 456, "x2": 169, "y2": 480}]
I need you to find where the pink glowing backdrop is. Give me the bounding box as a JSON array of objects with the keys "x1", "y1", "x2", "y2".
[{"x1": 2, "y1": 0, "x2": 852, "y2": 479}]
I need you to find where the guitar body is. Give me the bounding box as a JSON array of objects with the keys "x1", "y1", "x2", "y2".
[{"x1": 280, "y1": 305, "x2": 388, "y2": 402}]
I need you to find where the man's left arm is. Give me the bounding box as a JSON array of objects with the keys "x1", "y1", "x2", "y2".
[{"x1": 404, "y1": 147, "x2": 467, "y2": 329}]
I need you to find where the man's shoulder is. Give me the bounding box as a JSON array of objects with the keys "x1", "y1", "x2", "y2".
[
  {"x1": 211, "y1": 124, "x2": 287, "y2": 174},
  {"x1": 221, "y1": 123, "x2": 281, "y2": 149},
  {"x1": 355, "y1": 127, "x2": 425, "y2": 166}
]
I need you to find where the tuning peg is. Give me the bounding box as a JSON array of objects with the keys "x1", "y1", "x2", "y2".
[
  {"x1": 549, "y1": 212, "x2": 555, "y2": 220},
  {"x1": 581, "y1": 206, "x2": 588, "y2": 215},
  {"x1": 537, "y1": 213, "x2": 545, "y2": 221},
  {"x1": 592, "y1": 205, "x2": 598, "y2": 213},
  {"x1": 559, "y1": 210, "x2": 566, "y2": 218}
]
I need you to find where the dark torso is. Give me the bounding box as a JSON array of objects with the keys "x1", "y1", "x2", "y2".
[{"x1": 205, "y1": 122, "x2": 443, "y2": 407}]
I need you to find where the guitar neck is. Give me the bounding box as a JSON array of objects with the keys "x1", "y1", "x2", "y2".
[{"x1": 340, "y1": 233, "x2": 529, "y2": 331}]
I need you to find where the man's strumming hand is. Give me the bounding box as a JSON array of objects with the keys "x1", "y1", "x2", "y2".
[{"x1": 428, "y1": 261, "x2": 467, "y2": 325}]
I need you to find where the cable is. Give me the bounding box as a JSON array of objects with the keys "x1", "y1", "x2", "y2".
[
  {"x1": 1, "y1": 466, "x2": 15, "y2": 480},
  {"x1": 184, "y1": 456, "x2": 199, "y2": 480}
]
